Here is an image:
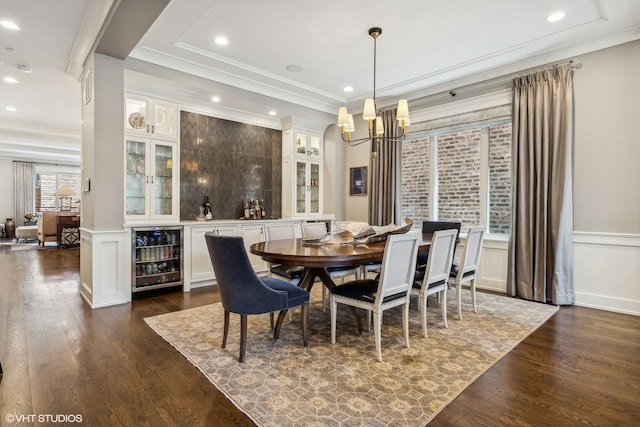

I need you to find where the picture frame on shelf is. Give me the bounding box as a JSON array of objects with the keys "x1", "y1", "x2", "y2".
[{"x1": 350, "y1": 166, "x2": 367, "y2": 196}]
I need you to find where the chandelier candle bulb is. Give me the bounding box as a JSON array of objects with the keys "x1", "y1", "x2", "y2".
[
  {"x1": 362, "y1": 98, "x2": 376, "y2": 121},
  {"x1": 375, "y1": 116, "x2": 384, "y2": 135},
  {"x1": 338, "y1": 107, "x2": 349, "y2": 128}
]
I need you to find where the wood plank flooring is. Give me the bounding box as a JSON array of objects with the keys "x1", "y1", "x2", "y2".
[{"x1": 0, "y1": 244, "x2": 638, "y2": 426}]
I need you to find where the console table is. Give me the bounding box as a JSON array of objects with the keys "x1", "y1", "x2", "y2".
[{"x1": 57, "y1": 215, "x2": 80, "y2": 248}]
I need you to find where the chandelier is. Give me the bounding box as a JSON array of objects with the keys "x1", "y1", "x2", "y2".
[{"x1": 337, "y1": 27, "x2": 410, "y2": 154}]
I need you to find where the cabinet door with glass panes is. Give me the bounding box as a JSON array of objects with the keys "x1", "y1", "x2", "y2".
[
  {"x1": 294, "y1": 133, "x2": 321, "y2": 159},
  {"x1": 125, "y1": 136, "x2": 179, "y2": 222},
  {"x1": 295, "y1": 159, "x2": 322, "y2": 216},
  {"x1": 125, "y1": 95, "x2": 178, "y2": 140}
]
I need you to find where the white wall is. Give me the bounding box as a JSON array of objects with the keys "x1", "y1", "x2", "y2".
[{"x1": 0, "y1": 159, "x2": 14, "y2": 222}]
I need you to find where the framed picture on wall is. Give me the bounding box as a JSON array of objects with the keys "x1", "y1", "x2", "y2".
[{"x1": 350, "y1": 166, "x2": 367, "y2": 196}]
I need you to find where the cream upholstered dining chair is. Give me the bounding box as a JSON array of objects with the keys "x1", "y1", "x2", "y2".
[
  {"x1": 336, "y1": 221, "x2": 381, "y2": 279},
  {"x1": 264, "y1": 224, "x2": 304, "y2": 285},
  {"x1": 330, "y1": 233, "x2": 420, "y2": 362},
  {"x1": 265, "y1": 224, "x2": 304, "y2": 321},
  {"x1": 410, "y1": 229, "x2": 458, "y2": 338},
  {"x1": 301, "y1": 222, "x2": 360, "y2": 311},
  {"x1": 416, "y1": 221, "x2": 462, "y2": 271},
  {"x1": 449, "y1": 226, "x2": 485, "y2": 320}
]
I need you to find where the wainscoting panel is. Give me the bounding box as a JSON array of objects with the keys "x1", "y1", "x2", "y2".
[
  {"x1": 80, "y1": 228, "x2": 132, "y2": 308},
  {"x1": 574, "y1": 232, "x2": 640, "y2": 316},
  {"x1": 477, "y1": 238, "x2": 509, "y2": 293}
]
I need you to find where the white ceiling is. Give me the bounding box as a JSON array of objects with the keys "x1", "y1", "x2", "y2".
[{"x1": 1, "y1": 0, "x2": 639, "y2": 165}]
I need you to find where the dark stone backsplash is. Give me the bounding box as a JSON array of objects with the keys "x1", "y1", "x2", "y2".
[{"x1": 180, "y1": 111, "x2": 282, "y2": 220}]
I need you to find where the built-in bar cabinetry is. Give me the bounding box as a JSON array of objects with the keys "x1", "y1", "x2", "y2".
[
  {"x1": 184, "y1": 219, "x2": 316, "y2": 290},
  {"x1": 125, "y1": 94, "x2": 178, "y2": 140},
  {"x1": 131, "y1": 226, "x2": 183, "y2": 293},
  {"x1": 281, "y1": 118, "x2": 324, "y2": 218},
  {"x1": 124, "y1": 93, "x2": 180, "y2": 223}
]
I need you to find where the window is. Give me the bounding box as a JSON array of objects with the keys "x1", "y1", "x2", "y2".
[
  {"x1": 401, "y1": 116, "x2": 512, "y2": 235},
  {"x1": 36, "y1": 172, "x2": 81, "y2": 212}
]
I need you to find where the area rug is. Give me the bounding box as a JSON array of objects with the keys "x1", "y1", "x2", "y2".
[
  {"x1": 145, "y1": 289, "x2": 557, "y2": 426},
  {"x1": 8, "y1": 242, "x2": 41, "y2": 251}
]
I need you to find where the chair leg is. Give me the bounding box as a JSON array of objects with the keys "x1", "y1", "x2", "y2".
[
  {"x1": 373, "y1": 311, "x2": 383, "y2": 362},
  {"x1": 269, "y1": 312, "x2": 274, "y2": 329},
  {"x1": 330, "y1": 298, "x2": 337, "y2": 344},
  {"x1": 403, "y1": 303, "x2": 410, "y2": 350},
  {"x1": 273, "y1": 309, "x2": 288, "y2": 340},
  {"x1": 222, "y1": 310, "x2": 230, "y2": 348},
  {"x1": 471, "y1": 279, "x2": 478, "y2": 313},
  {"x1": 301, "y1": 303, "x2": 308, "y2": 346},
  {"x1": 441, "y1": 289, "x2": 449, "y2": 329},
  {"x1": 457, "y1": 282, "x2": 463, "y2": 320},
  {"x1": 239, "y1": 315, "x2": 247, "y2": 363},
  {"x1": 351, "y1": 307, "x2": 363, "y2": 334},
  {"x1": 421, "y1": 295, "x2": 428, "y2": 338}
]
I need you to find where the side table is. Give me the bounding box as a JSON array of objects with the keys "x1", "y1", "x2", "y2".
[{"x1": 57, "y1": 216, "x2": 80, "y2": 248}]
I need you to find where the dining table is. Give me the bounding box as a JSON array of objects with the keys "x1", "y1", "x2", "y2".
[{"x1": 250, "y1": 232, "x2": 435, "y2": 330}]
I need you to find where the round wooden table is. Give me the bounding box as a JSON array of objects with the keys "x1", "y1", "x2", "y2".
[
  {"x1": 251, "y1": 232, "x2": 433, "y2": 332},
  {"x1": 250, "y1": 232, "x2": 433, "y2": 293}
]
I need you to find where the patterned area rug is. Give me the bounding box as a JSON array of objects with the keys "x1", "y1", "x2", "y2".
[
  {"x1": 7, "y1": 242, "x2": 41, "y2": 250},
  {"x1": 145, "y1": 289, "x2": 557, "y2": 426}
]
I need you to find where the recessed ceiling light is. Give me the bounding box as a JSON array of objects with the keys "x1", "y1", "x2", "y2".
[
  {"x1": 286, "y1": 64, "x2": 303, "y2": 73},
  {"x1": 1, "y1": 20, "x2": 21, "y2": 31},
  {"x1": 547, "y1": 11, "x2": 565, "y2": 22},
  {"x1": 211, "y1": 96, "x2": 220, "y2": 103},
  {"x1": 6, "y1": 106, "x2": 16, "y2": 112},
  {"x1": 344, "y1": 86, "x2": 353, "y2": 93},
  {"x1": 17, "y1": 64, "x2": 32, "y2": 73},
  {"x1": 269, "y1": 110, "x2": 276, "y2": 116},
  {"x1": 214, "y1": 36, "x2": 228, "y2": 46},
  {"x1": 3, "y1": 76, "x2": 19, "y2": 83}
]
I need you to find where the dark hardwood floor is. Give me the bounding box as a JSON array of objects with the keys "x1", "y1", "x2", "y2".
[{"x1": 0, "y1": 244, "x2": 638, "y2": 426}]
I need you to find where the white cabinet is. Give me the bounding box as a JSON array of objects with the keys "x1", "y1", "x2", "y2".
[
  {"x1": 282, "y1": 126, "x2": 324, "y2": 218},
  {"x1": 184, "y1": 220, "x2": 309, "y2": 289},
  {"x1": 294, "y1": 132, "x2": 321, "y2": 158},
  {"x1": 125, "y1": 136, "x2": 179, "y2": 222},
  {"x1": 294, "y1": 159, "x2": 322, "y2": 216},
  {"x1": 188, "y1": 225, "x2": 238, "y2": 284},
  {"x1": 240, "y1": 224, "x2": 267, "y2": 272},
  {"x1": 125, "y1": 95, "x2": 178, "y2": 140}
]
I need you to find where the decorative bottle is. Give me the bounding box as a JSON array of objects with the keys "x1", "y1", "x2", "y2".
[
  {"x1": 249, "y1": 199, "x2": 255, "y2": 219},
  {"x1": 253, "y1": 199, "x2": 262, "y2": 219},
  {"x1": 203, "y1": 196, "x2": 212, "y2": 220},
  {"x1": 260, "y1": 199, "x2": 266, "y2": 219},
  {"x1": 244, "y1": 200, "x2": 250, "y2": 219}
]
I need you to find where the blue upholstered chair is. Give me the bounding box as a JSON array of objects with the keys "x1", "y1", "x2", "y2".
[{"x1": 205, "y1": 233, "x2": 310, "y2": 362}]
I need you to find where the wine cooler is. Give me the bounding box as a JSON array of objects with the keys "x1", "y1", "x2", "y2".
[{"x1": 131, "y1": 226, "x2": 183, "y2": 293}]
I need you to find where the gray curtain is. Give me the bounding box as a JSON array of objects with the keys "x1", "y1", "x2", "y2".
[
  {"x1": 369, "y1": 108, "x2": 400, "y2": 226},
  {"x1": 508, "y1": 63, "x2": 574, "y2": 305},
  {"x1": 14, "y1": 161, "x2": 36, "y2": 226}
]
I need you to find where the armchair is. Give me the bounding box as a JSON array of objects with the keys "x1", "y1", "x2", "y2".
[{"x1": 205, "y1": 233, "x2": 310, "y2": 362}]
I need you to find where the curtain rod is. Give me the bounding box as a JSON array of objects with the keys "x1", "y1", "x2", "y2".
[{"x1": 511, "y1": 59, "x2": 581, "y2": 80}]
